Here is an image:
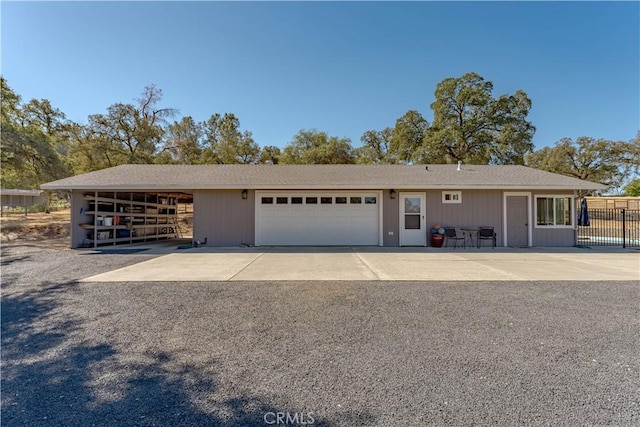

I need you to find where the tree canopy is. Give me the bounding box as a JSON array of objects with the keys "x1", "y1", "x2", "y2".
[
  {"x1": 1, "y1": 77, "x2": 68, "y2": 188},
  {"x1": 204, "y1": 113, "x2": 260, "y2": 164},
  {"x1": 1, "y1": 74, "x2": 637, "y2": 193},
  {"x1": 354, "y1": 128, "x2": 395, "y2": 164},
  {"x1": 624, "y1": 178, "x2": 640, "y2": 197},
  {"x1": 390, "y1": 110, "x2": 429, "y2": 164},
  {"x1": 158, "y1": 116, "x2": 204, "y2": 165},
  {"x1": 525, "y1": 135, "x2": 640, "y2": 192},
  {"x1": 280, "y1": 129, "x2": 355, "y2": 164},
  {"x1": 421, "y1": 72, "x2": 535, "y2": 164}
]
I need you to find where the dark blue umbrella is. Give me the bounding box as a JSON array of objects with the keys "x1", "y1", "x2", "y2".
[{"x1": 578, "y1": 198, "x2": 590, "y2": 226}]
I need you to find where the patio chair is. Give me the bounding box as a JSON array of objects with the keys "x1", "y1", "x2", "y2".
[
  {"x1": 478, "y1": 226, "x2": 496, "y2": 249},
  {"x1": 444, "y1": 227, "x2": 465, "y2": 249}
]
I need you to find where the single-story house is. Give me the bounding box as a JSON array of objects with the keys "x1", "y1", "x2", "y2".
[{"x1": 41, "y1": 163, "x2": 606, "y2": 249}]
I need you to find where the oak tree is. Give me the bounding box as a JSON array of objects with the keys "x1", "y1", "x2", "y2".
[
  {"x1": 1, "y1": 77, "x2": 68, "y2": 188},
  {"x1": 355, "y1": 128, "x2": 395, "y2": 164},
  {"x1": 203, "y1": 113, "x2": 260, "y2": 164},
  {"x1": 525, "y1": 135, "x2": 640, "y2": 192},
  {"x1": 421, "y1": 72, "x2": 535, "y2": 164},
  {"x1": 280, "y1": 129, "x2": 355, "y2": 164},
  {"x1": 159, "y1": 116, "x2": 204, "y2": 164},
  {"x1": 390, "y1": 110, "x2": 429, "y2": 164}
]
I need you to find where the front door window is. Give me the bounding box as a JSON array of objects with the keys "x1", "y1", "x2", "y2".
[{"x1": 404, "y1": 197, "x2": 421, "y2": 229}]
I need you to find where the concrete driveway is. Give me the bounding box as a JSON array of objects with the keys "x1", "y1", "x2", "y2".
[{"x1": 83, "y1": 246, "x2": 639, "y2": 282}]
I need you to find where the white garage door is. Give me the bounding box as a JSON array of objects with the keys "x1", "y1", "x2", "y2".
[{"x1": 256, "y1": 192, "x2": 381, "y2": 246}]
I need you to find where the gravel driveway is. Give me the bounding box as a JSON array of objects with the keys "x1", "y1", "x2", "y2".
[{"x1": 2, "y1": 244, "x2": 638, "y2": 426}]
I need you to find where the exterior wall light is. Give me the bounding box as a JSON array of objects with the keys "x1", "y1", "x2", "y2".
[
  {"x1": 390, "y1": 189, "x2": 396, "y2": 199},
  {"x1": 242, "y1": 189, "x2": 248, "y2": 199}
]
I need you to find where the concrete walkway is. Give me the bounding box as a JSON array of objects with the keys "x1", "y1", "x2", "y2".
[{"x1": 82, "y1": 246, "x2": 639, "y2": 282}]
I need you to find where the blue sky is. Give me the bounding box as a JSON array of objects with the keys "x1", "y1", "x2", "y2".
[{"x1": 2, "y1": 1, "x2": 638, "y2": 150}]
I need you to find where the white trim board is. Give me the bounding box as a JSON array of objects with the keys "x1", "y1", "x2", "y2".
[{"x1": 533, "y1": 194, "x2": 575, "y2": 229}]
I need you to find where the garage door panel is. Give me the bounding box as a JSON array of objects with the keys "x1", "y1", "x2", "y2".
[{"x1": 256, "y1": 192, "x2": 380, "y2": 246}]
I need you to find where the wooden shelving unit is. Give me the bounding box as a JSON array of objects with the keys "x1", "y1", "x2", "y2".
[{"x1": 79, "y1": 192, "x2": 179, "y2": 248}]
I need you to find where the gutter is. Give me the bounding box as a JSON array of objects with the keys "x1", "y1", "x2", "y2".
[{"x1": 41, "y1": 184, "x2": 608, "y2": 191}]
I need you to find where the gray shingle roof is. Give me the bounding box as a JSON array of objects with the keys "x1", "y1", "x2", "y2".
[{"x1": 40, "y1": 164, "x2": 607, "y2": 191}]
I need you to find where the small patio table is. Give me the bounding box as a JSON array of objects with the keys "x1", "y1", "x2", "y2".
[{"x1": 461, "y1": 228, "x2": 479, "y2": 248}]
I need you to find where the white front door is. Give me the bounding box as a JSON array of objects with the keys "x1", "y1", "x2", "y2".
[{"x1": 399, "y1": 192, "x2": 426, "y2": 246}]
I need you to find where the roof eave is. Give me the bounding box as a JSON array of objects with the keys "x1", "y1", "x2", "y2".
[{"x1": 41, "y1": 184, "x2": 607, "y2": 191}]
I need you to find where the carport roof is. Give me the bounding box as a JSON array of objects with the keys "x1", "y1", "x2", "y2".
[{"x1": 41, "y1": 164, "x2": 607, "y2": 191}]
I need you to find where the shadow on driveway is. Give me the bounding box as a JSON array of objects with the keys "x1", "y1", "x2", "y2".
[{"x1": 1, "y1": 278, "x2": 337, "y2": 426}]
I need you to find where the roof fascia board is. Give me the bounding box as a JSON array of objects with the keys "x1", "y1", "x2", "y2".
[{"x1": 41, "y1": 184, "x2": 607, "y2": 191}]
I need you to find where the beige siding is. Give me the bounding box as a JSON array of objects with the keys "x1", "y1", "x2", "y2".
[
  {"x1": 382, "y1": 189, "x2": 400, "y2": 246},
  {"x1": 66, "y1": 187, "x2": 581, "y2": 248},
  {"x1": 193, "y1": 189, "x2": 255, "y2": 246},
  {"x1": 426, "y1": 190, "x2": 504, "y2": 246},
  {"x1": 71, "y1": 190, "x2": 89, "y2": 248},
  {"x1": 532, "y1": 228, "x2": 576, "y2": 246},
  {"x1": 384, "y1": 189, "x2": 506, "y2": 247}
]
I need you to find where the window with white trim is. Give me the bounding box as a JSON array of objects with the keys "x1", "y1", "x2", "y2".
[
  {"x1": 442, "y1": 191, "x2": 462, "y2": 204},
  {"x1": 535, "y1": 196, "x2": 573, "y2": 227}
]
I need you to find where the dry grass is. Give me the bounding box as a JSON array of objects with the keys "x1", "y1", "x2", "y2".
[
  {"x1": 1, "y1": 210, "x2": 71, "y2": 242},
  {"x1": 578, "y1": 218, "x2": 640, "y2": 240},
  {"x1": 1, "y1": 209, "x2": 193, "y2": 246}
]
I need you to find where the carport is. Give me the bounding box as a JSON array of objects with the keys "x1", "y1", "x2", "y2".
[{"x1": 66, "y1": 190, "x2": 193, "y2": 249}]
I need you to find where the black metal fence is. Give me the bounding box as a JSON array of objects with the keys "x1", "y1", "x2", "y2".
[{"x1": 577, "y1": 208, "x2": 640, "y2": 248}]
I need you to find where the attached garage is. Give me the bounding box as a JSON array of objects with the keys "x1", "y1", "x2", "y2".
[{"x1": 255, "y1": 191, "x2": 382, "y2": 246}]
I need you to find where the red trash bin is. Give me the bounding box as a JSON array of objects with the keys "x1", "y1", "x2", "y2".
[{"x1": 431, "y1": 233, "x2": 444, "y2": 248}]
